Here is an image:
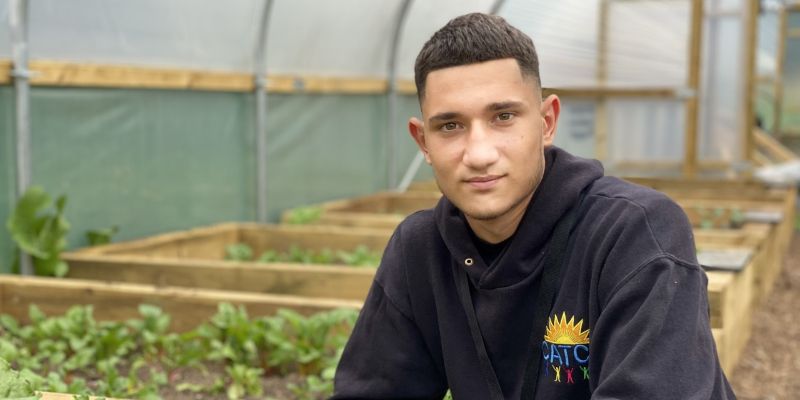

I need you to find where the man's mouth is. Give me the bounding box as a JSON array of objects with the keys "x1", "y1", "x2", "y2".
[{"x1": 465, "y1": 175, "x2": 504, "y2": 190}]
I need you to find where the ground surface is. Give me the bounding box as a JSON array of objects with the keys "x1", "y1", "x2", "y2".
[{"x1": 730, "y1": 232, "x2": 800, "y2": 399}]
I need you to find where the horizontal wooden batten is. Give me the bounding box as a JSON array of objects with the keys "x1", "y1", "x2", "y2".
[
  {"x1": 28, "y1": 60, "x2": 253, "y2": 91},
  {"x1": 0, "y1": 60, "x2": 10, "y2": 84},
  {"x1": 64, "y1": 253, "x2": 377, "y2": 301},
  {"x1": 611, "y1": 160, "x2": 733, "y2": 172},
  {"x1": 0, "y1": 275, "x2": 361, "y2": 333},
  {"x1": 62, "y1": 222, "x2": 391, "y2": 302},
  {"x1": 542, "y1": 87, "x2": 679, "y2": 98},
  {"x1": 0, "y1": 59, "x2": 686, "y2": 98}
]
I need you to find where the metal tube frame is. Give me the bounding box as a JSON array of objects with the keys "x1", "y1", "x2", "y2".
[
  {"x1": 254, "y1": 0, "x2": 274, "y2": 222},
  {"x1": 10, "y1": 0, "x2": 33, "y2": 275},
  {"x1": 387, "y1": 0, "x2": 413, "y2": 190}
]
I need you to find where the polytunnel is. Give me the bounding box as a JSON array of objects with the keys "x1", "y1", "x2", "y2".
[
  {"x1": 0, "y1": 1, "x2": 799, "y2": 399},
  {"x1": 0, "y1": 0, "x2": 780, "y2": 272},
  {"x1": 0, "y1": 0, "x2": 770, "y2": 268}
]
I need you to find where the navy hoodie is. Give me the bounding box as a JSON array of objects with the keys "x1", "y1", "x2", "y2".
[{"x1": 332, "y1": 147, "x2": 735, "y2": 399}]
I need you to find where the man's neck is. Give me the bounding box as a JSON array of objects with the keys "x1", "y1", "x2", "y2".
[{"x1": 465, "y1": 192, "x2": 533, "y2": 244}]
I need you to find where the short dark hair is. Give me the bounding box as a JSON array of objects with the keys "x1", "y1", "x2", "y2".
[{"x1": 414, "y1": 13, "x2": 541, "y2": 100}]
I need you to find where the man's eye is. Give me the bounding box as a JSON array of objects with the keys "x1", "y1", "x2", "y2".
[
  {"x1": 443, "y1": 122, "x2": 459, "y2": 131},
  {"x1": 497, "y1": 112, "x2": 514, "y2": 121}
]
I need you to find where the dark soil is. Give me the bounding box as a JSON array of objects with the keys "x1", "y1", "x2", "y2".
[
  {"x1": 730, "y1": 232, "x2": 800, "y2": 399},
  {"x1": 156, "y1": 363, "x2": 308, "y2": 400}
]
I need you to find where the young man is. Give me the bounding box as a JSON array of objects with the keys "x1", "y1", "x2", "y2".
[{"x1": 332, "y1": 13, "x2": 734, "y2": 400}]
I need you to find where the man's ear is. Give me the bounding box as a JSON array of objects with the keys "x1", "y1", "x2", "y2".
[
  {"x1": 540, "y1": 94, "x2": 561, "y2": 147},
  {"x1": 408, "y1": 117, "x2": 431, "y2": 164}
]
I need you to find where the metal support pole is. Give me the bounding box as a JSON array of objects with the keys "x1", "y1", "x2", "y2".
[
  {"x1": 773, "y1": 4, "x2": 787, "y2": 137},
  {"x1": 396, "y1": 151, "x2": 425, "y2": 192},
  {"x1": 10, "y1": 0, "x2": 33, "y2": 276},
  {"x1": 387, "y1": 0, "x2": 413, "y2": 190},
  {"x1": 595, "y1": 0, "x2": 609, "y2": 164},
  {"x1": 254, "y1": 0, "x2": 274, "y2": 223},
  {"x1": 489, "y1": 0, "x2": 508, "y2": 15}
]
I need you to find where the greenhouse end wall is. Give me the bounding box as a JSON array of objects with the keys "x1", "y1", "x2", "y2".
[{"x1": 0, "y1": 87, "x2": 429, "y2": 273}]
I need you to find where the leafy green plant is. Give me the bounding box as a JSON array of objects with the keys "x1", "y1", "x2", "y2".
[
  {"x1": 225, "y1": 243, "x2": 254, "y2": 261},
  {"x1": 0, "y1": 357, "x2": 39, "y2": 399},
  {"x1": 85, "y1": 226, "x2": 119, "y2": 247},
  {"x1": 6, "y1": 186, "x2": 70, "y2": 277},
  {"x1": 225, "y1": 364, "x2": 263, "y2": 399},
  {"x1": 729, "y1": 208, "x2": 745, "y2": 229},
  {"x1": 284, "y1": 207, "x2": 323, "y2": 225},
  {"x1": 223, "y1": 242, "x2": 382, "y2": 267},
  {"x1": 0, "y1": 303, "x2": 359, "y2": 399},
  {"x1": 266, "y1": 309, "x2": 356, "y2": 376},
  {"x1": 337, "y1": 245, "x2": 382, "y2": 267}
]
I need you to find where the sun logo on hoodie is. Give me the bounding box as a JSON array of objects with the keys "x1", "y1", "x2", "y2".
[
  {"x1": 541, "y1": 312, "x2": 591, "y2": 384},
  {"x1": 544, "y1": 312, "x2": 590, "y2": 345}
]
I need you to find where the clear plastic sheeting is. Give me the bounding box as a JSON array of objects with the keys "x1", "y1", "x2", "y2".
[
  {"x1": 783, "y1": 24, "x2": 800, "y2": 134},
  {"x1": 606, "y1": 1, "x2": 689, "y2": 88},
  {"x1": 266, "y1": 0, "x2": 405, "y2": 77},
  {"x1": 553, "y1": 99, "x2": 596, "y2": 159},
  {"x1": 700, "y1": 1, "x2": 745, "y2": 162},
  {"x1": 0, "y1": 0, "x2": 9, "y2": 57},
  {"x1": 757, "y1": 11, "x2": 779, "y2": 76},
  {"x1": 27, "y1": 0, "x2": 263, "y2": 71},
  {"x1": 396, "y1": 0, "x2": 495, "y2": 81},
  {"x1": 606, "y1": 98, "x2": 686, "y2": 163},
  {"x1": 501, "y1": 0, "x2": 599, "y2": 87}
]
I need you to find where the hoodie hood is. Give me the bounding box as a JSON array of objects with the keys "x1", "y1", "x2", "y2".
[{"x1": 434, "y1": 146, "x2": 604, "y2": 289}]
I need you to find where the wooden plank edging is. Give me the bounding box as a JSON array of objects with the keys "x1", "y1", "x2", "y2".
[{"x1": 0, "y1": 275, "x2": 361, "y2": 332}]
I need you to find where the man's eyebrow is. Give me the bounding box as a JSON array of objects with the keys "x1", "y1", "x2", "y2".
[
  {"x1": 428, "y1": 112, "x2": 463, "y2": 123},
  {"x1": 486, "y1": 101, "x2": 524, "y2": 111}
]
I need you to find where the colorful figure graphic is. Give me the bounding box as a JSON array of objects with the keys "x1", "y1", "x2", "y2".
[{"x1": 540, "y1": 312, "x2": 591, "y2": 385}]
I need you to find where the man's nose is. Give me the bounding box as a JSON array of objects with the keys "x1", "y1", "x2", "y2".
[{"x1": 462, "y1": 123, "x2": 500, "y2": 169}]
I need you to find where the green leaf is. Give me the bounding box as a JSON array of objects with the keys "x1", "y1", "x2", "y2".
[
  {"x1": 224, "y1": 243, "x2": 253, "y2": 262},
  {"x1": 28, "y1": 306, "x2": 46, "y2": 325},
  {"x1": 6, "y1": 187, "x2": 52, "y2": 258},
  {"x1": 85, "y1": 226, "x2": 119, "y2": 247},
  {"x1": 284, "y1": 207, "x2": 323, "y2": 225},
  {"x1": 6, "y1": 187, "x2": 71, "y2": 277}
]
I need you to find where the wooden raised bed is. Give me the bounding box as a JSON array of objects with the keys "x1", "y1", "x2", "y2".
[
  {"x1": 62, "y1": 223, "x2": 390, "y2": 301},
  {"x1": 0, "y1": 275, "x2": 361, "y2": 333},
  {"x1": 406, "y1": 180, "x2": 439, "y2": 192},
  {"x1": 281, "y1": 191, "x2": 442, "y2": 229},
  {"x1": 626, "y1": 176, "x2": 796, "y2": 255},
  {"x1": 696, "y1": 223, "x2": 774, "y2": 373}
]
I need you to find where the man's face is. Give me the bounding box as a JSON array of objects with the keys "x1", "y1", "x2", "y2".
[{"x1": 409, "y1": 58, "x2": 560, "y2": 224}]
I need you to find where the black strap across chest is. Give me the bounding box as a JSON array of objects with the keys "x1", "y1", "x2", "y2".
[{"x1": 454, "y1": 205, "x2": 578, "y2": 400}]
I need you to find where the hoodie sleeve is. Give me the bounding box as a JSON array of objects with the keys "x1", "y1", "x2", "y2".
[
  {"x1": 588, "y1": 256, "x2": 736, "y2": 400},
  {"x1": 331, "y1": 228, "x2": 448, "y2": 400}
]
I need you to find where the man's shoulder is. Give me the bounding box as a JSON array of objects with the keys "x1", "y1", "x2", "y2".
[
  {"x1": 395, "y1": 208, "x2": 439, "y2": 241},
  {"x1": 581, "y1": 176, "x2": 697, "y2": 263},
  {"x1": 585, "y1": 176, "x2": 687, "y2": 222}
]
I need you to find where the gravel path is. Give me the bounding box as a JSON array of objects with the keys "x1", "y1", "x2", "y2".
[{"x1": 730, "y1": 232, "x2": 800, "y2": 399}]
